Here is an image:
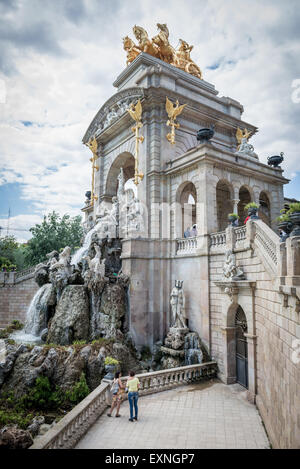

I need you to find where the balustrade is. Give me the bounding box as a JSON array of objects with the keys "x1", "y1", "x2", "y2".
[{"x1": 30, "y1": 361, "x2": 217, "y2": 450}]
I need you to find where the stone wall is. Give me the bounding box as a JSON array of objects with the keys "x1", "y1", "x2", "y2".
[
  {"x1": 208, "y1": 225, "x2": 300, "y2": 449},
  {"x1": 0, "y1": 272, "x2": 39, "y2": 328}
]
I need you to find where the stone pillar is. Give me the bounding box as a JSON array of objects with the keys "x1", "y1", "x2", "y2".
[
  {"x1": 221, "y1": 326, "x2": 236, "y2": 384},
  {"x1": 285, "y1": 236, "x2": 300, "y2": 286},
  {"x1": 244, "y1": 333, "x2": 257, "y2": 403},
  {"x1": 225, "y1": 225, "x2": 236, "y2": 251}
]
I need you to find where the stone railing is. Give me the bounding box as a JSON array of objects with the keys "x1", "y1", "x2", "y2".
[
  {"x1": 30, "y1": 381, "x2": 110, "y2": 450},
  {"x1": 176, "y1": 236, "x2": 198, "y2": 255},
  {"x1": 234, "y1": 226, "x2": 247, "y2": 244},
  {"x1": 30, "y1": 361, "x2": 217, "y2": 450},
  {"x1": 210, "y1": 231, "x2": 226, "y2": 250},
  {"x1": 253, "y1": 220, "x2": 279, "y2": 275},
  {"x1": 15, "y1": 266, "x2": 36, "y2": 281}
]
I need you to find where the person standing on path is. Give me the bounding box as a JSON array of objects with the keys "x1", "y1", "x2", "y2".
[
  {"x1": 126, "y1": 370, "x2": 140, "y2": 422},
  {"x1": 107, "y1": 371, "x2": 124, "y2": 418}
]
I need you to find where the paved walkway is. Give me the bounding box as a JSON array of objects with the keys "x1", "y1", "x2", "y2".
[{"x1": 76, "y1": 380, "x2": 270, "y2": 449}]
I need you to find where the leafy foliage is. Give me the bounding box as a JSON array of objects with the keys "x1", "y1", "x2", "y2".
[
  {"x1": 65, "y1": 373, "x2": 89, "y2": 404},
  {"x1": 244, "y1": 202, "x2": 259, "y2": 211},
  {"x1": 104, "y1": 356, "x2": 119, "y2": 366},
  {"x1": 0, "y1": 320, "x2": 24, "y2": 339},
  {"x1": 287, "y1": 202, "x2": 300, "y2": 214},
  {"x1": 25, "y1": 211, "x2": 84, "y2": 265}
]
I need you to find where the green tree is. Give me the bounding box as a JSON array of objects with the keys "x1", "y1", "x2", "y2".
[
  {"x1": 0, "y1": 235, "x2": 19, "y2": 271},
  {"x1": 25, "y1": 211, "x2": 83, "y2": 265}
]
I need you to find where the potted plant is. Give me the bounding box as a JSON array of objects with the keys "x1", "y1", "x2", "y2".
[
  {"x1": 104, "y1": 356, "x2": 119, "y2": 380},
  {"x1": 244, "y1": 202, "x2": 259, "y2": 219},
  {"x1": 228, "y1": 213, "x2": 239, "y2": 226},
  {"x1": 287, "y1": 202, "x2": 300, "y2": 237},
  {"x1": 276, "y1": 211, "x2": 292, "y2": 238}
]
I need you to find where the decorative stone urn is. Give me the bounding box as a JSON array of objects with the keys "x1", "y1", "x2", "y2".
[
  {"x1": 104, "y1": 364, "x2": 116, "y2": 380},
  {"x1": 248, "y1": 207, "x2": 259, "y2": 219},
  {"x1": 267, "y1": 152, "x2": 284, "y2": 168},
  {"x1": 289, "y1": 212, "x2": 300, "y2": 237},
  {"x1": 196, "y1": 125, "x2": 214, "y2": 143},
  {"x1": 278, "y1": 221, "x2": 292, "y2": 237},
  {"x1": 228, "y1": 215, "x2": 238, "y2": 226}
]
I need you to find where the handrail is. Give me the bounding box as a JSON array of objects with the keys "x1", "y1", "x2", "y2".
[
  {"x1": 30, "y1": 361, "x2": 217, "y2": 450},
  {"x1": 252, "y1": 220, "x2": 279, "y2": 276}
]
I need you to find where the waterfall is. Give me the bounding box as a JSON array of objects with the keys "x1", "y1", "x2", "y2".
[
  {"x1": 11, "y1": 284, "x2": 53, "y2": 344},
  {"x1": 24, "y1": 283, "x2": 52, "y2": 336},
  {"x1": 71, "y1": 221, "x2": 102, "y2": 266},
  {"x1": 184, "y1": 332, "x2": 203, "y2": 366}
]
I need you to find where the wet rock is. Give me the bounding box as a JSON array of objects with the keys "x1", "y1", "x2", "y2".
[
  {"x1": 40, "y1": 329, "x2": 48, "y2": 342},
  {"x1": 0, "y1": 425, "x2": 33, "y2": 449},
  {"x1": 27, "y1": 416, "x2": 45, "y2": 437},
  {"x1": 47, "y1": 285, "x2": 89, "y2": 345}
]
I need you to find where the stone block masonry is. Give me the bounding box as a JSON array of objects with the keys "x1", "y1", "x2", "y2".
[{"x1": 0, "y1": 273, "x2": 39, "y2": 328}]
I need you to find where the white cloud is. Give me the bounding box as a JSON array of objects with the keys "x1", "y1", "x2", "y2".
[{"x1": 0, "y1": 0, "x2": 300, "y2": 243}]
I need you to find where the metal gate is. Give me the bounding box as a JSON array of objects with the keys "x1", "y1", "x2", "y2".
[{"x1": 235, "y1": 306, "x2": 248, "y2": 388}]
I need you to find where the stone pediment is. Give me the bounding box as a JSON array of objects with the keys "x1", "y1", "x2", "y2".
[{"x1": 82, "y1": 87, "x2": 145, "y2": 143}]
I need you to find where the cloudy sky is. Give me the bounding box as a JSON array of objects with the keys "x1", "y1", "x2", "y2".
[{"x1": 0, "y1": 0, "x2": 300, "y2": 241}]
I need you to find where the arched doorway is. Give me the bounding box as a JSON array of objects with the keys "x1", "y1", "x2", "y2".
[
  {"x1": 216, "y1": 180, "x2": 233, "y2": 231},
  {"x1": 258, "y1": 191, "x2": 271, "y2": 226},
  {"x1": 177, "y1": 182, "x2": 197, "y2": 237},
  {"x1": 238, "y1": 186, "x2": 251, "y2": 225},
  {"x1": 235, "y1": 306, "x2": 248, "y2": 388},
  {"x1": 105, "y1": 152, "x2": 135, "y2": 198}
]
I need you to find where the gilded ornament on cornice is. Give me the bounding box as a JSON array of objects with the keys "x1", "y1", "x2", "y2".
[{"x1": 123, "y1": 23, "x2": 203, "y2": 80}]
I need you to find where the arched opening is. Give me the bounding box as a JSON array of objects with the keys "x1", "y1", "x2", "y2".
[
  {"x1": 235, "y1": 306, "x2": 248, "y2": 388},
  {"x1": 177, "y1": 182, "x2": 197, "y2": 237},
  {"x1": 258, "y1": 191, "x2": 271, "y2": 226},
  {"x1": 216, "y1": 180, "x2": 233, "y2": 231},
  {"x1": 105, "y1": 152, "x2": 135, "y2": 198},
  {"x1": 238, "y1": 186, "x2": 251, "y2": 225}
]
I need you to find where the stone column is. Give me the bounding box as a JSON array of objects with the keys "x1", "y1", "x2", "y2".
[
  {"x1": 244, "y1": 333, "x2": 257, "y2": 403},
  {"x1": 285, "y1": 236, "x2": 300, "y2": 286},
  {"x1": 221, "y1": 326, "x2": 236, "y2": 384}
]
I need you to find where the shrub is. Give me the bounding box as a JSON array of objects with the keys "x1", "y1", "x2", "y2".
[
  {"x1": 104, "y1": 356, "x2": 119, "y2": 366},
  {"x1": 20, "y1": 376, "x2": 63, "y2": 411},
  {"x1": 276, "y1": 213, "x2": 291, "y2": 223},
  {"x1": 244, "y1": 202, "x2": 259, "y2": 211},
  {"x1": 228, "y1": 213, "x2": 239, "y2": 220},
  {"x1": 287, "y1": 202, "x2": 300, "y2": 214},
  {"x1": 65, "y1": 373, "x2": 89, "y2": 404}
]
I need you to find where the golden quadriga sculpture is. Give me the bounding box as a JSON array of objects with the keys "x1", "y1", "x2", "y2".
[{"x1": 123, "y1": 23, "x2": 203, "y2": 80}]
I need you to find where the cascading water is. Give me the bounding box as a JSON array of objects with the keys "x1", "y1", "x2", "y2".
[
  {"x1": 184, "y1": 332, "x2": 203, "y2": 365},
  {"x1": 71, "y1": 221, "x2": 102, "y2": 266},
  {"x1": 11, "y1": 284, "x2": 53, "y2": 344}
]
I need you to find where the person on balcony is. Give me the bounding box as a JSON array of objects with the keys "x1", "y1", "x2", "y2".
[
  {"x1": 184, "y1": 226, "x2": 191, "y2": 238},
  {"x1": 107, "y1": 371, "x2": 124, "y2": 418},
  {"x1": 126, "y1": 370, "x2": 140, "y2": 422},
  {"x1": 190, "y1": 224, "x2": 197, "y2": 237}
]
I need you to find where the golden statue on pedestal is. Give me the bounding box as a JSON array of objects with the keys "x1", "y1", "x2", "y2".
[
  {"x1": 127, "y1": 99, "x2": 144, "y2": 186},
  {"x1": 165, "y1": 97, "x2": 187, "y2": 145},
  {"x1": 123, "y1": 23, "x2": 203, "y2": 80},
  {"x1": 236, "y1": 127, "x2": 252, "y2": 150},
  {"x1": 86, "y1": 137, "x2": 99, "y2": 206}
]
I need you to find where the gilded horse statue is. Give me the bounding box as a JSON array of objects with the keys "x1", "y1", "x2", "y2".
[
  {"x1": 132, "y1": 25, "x2": 160, "y2": 58},
  {"x1": 123, "y1": 36, "x2": 140, "y2": 66},
  {"x1": 152, "y1": 23, "x2": 175, "y2": 63}
]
